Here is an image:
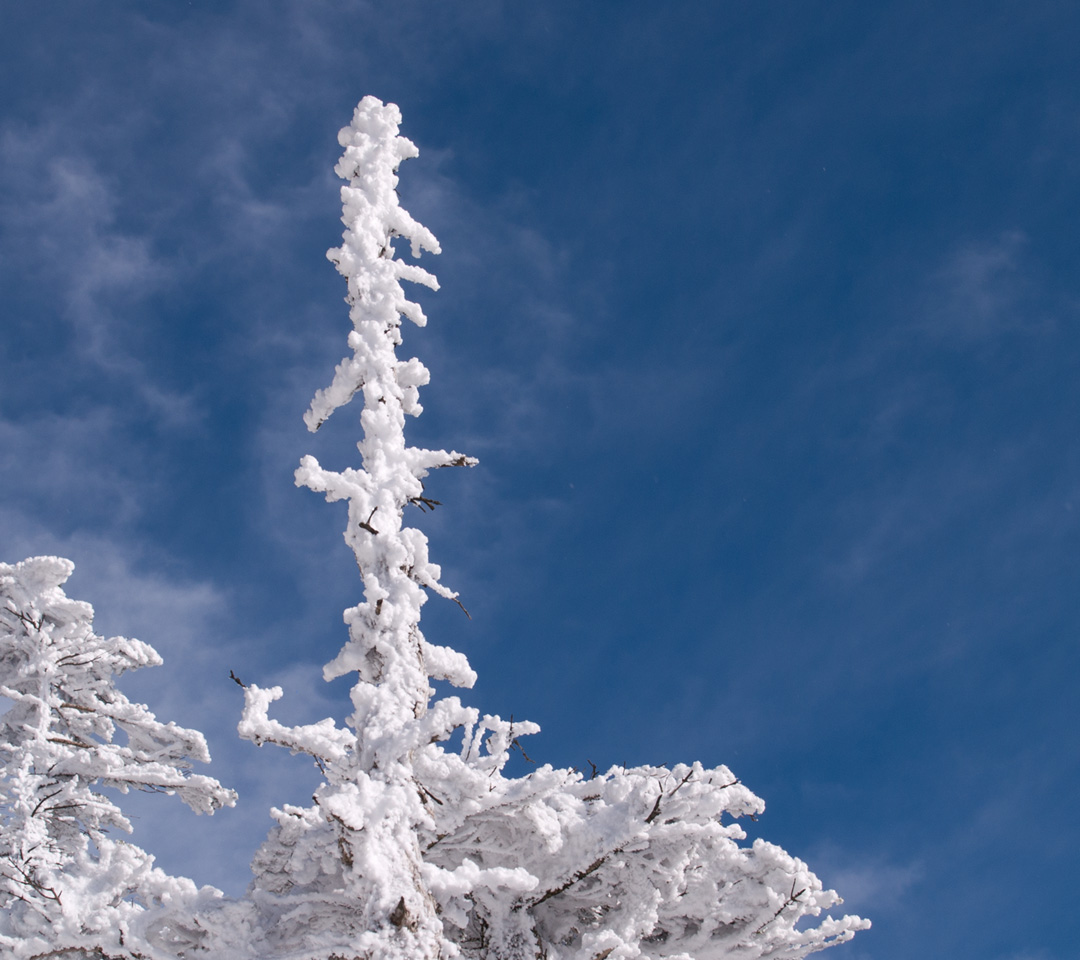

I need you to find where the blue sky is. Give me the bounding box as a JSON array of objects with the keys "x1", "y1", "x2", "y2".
[{"x1": 2, "y1": 2, "x2": 1078, "y2": 958}]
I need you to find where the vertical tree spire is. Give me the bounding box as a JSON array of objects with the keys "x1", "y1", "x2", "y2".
[
  {"x1": 239, "y1": 96, "x2": 869, "y2": 960},
  {"x1": 240, "y1": 96, "x2": 477, "y2": 960},
  {"x1": 297, "y1": 96, "x2": 476, "y2": 765}
]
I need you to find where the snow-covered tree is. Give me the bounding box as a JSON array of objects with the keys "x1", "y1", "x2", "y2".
[
  {"x1": 237, "y1": 96, "x2": 870, "y2": 960},
  {"x1": 0, "y1": 555, "x2": 236, "y2": 960}
]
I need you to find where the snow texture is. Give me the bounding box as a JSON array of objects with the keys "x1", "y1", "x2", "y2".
[
  {"x1": 0, "y1": 555, "x2": 236, "y2": 959},
  {"x1": 230, "y1": 97, "x2": 870, "y2": 960}
]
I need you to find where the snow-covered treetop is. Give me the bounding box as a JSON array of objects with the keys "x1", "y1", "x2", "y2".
[
  {"x1": 306, "y1": 95, "x2": 442, "y2": 433},
  {"x1": 233, "y1": 96, "x2": 869, "y2": 960},
  {"x1": 280, "y1": 94, "x2": 478, "y2": 779},
  {"x1": 237, "y1": 96, "x2": 484, "y2": 960}
]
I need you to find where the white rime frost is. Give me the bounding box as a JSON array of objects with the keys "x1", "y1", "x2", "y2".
[
  {"x1": 232, "y1": 97, "x2": 870, "y2": 960},
  {"x1": 0, "y1": 555, "x2": 236, "y2": 959}
]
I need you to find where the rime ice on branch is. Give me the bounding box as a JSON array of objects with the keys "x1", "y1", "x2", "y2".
[
  {"x1": 238, "y1": 95, "x2": 479, "y2": 960},
  {"x1": 239, "y1": 96, "x2": 869, "y2": 960},
  {"x1": 0, "y1": 556, "x2": 236, "y2": 960}
]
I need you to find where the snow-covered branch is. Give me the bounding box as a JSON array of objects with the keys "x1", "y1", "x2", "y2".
[{"x1": 0, "y1": 556, "x2": 235, "y2": 959}]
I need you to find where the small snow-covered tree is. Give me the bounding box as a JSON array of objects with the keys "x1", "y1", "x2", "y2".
[
  {"x1": 237, "y1": 96, "x2": 869, "y2": 960},
  {"x1": 0, "y1": 555, "x2": 236, "y2": 960}
]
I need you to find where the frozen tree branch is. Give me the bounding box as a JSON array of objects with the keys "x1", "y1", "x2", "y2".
[{"x1": 0, "y1": 556, "x2": 236, "y2": 959}]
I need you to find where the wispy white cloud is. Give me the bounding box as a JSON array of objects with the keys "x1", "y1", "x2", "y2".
[
  {"x1": 791, "y1": 224, "x2": 1079, "y2": 594},
  {"x1": 0, "y1": 410, "x2": 145, "y2": 528},
  {"x1": 0, "y1": 123, "x2": 198, "y2": 428},
  {"x1": 808, "y1": 848, "x2": 922, "y2": 915},
  {"x1": 819, "y1": 449, "x2": 1002, "y2": 588},
  {"x1": 916, "y1": 230, "x2": 1059, "y2": 342}
]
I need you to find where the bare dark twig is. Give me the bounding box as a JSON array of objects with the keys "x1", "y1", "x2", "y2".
[
  {"x1": 31, "y1": 789, "x2": 62, "y2": 818},
  {"x1": 644, "y1": 783, "x2": 665, "y2": 824},
  {"x1": 408, "y1": 495, "x2": 441, "y2": 512},
  {"x1": 415, "y1": 780, "x2": 444, "y2": 806},
  {"x1": 668, "y1": 768, "x2": 695, "y2": 797},
  {"x1": 525, "y1": 852, "x2": 613, "y2": 908},
  {"x1": 753, "y1": 878, "x2": 807, "y2": 935},
  {"x1": 436, "y1": 455, "x2": 479, "y2": 468},
  {"x1": 358, "y1": 507, "x2": 380, "y2": 536}
]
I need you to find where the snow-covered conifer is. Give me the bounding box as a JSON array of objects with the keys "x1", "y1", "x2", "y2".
[
  {"x1": 0, "y1": 555, "x2": 236, "y2": 959},
  {"x1": 238, "y1": 96, "x2": 869, "y2": 960},
  {"x1": 237, "y1": 94, "x2": 478, "y2": 960}
]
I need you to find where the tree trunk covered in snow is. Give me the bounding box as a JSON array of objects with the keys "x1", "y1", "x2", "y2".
[
  {"x1": 236, "y1": 96, "x2": 479, "y2": 960},
  {"x1": 236, "y1": 97, "x2": 869, "y2": 960}
]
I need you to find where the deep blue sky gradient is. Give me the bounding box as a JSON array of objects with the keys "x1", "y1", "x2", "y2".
[{"x1": 2, "y1": 4, "x2": 1079, "y2": 959}]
